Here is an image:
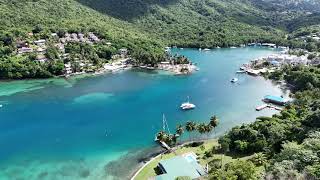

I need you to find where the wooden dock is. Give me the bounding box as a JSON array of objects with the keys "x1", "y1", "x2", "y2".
[
  {"x1": 256, "y1": 104, "x2": 268, "y2": 111},
  {"x1": 159, "y1": 141, "x2": 171, "y2": 151},
  {"x1": 256, "y1": 104, "x2": 283, "y2": 111}
]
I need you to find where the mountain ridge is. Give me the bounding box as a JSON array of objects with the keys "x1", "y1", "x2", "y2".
[{"x1": 1, "y1": 0, "x2": 320, "y2": 49}]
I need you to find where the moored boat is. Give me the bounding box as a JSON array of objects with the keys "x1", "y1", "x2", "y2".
[
  {"x1": 230, "y1": 78, "x2": 238, "y2": 83},
  {"x1": 236, "y1": 70, "x2": 246, "y2": 73},
  {"x1": 180, "y1": 96, "x2": 196, "y2": 110}
]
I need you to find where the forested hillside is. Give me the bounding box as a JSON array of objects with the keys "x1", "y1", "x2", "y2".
[
  {"x1": 0, "y1": 0, "x2": 320, "y2": 79},
  {"x1": 1, "y1": 0, "x2": 320, "y2": 49},
  {"x1": 77, "y1": 0, "x2": 283, "y2": 47},
  {"x1": 77, "y1": 0, "x2": 320, "y2": 47},
  {"x1": 0, "y1": 0, "x2": 165, "y2": 51}
]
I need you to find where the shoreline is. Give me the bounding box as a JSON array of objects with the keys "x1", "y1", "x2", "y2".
[
  {"x1": 0, "y1": 62, "x2": 198, "y2": 83},
  {"x1": 129, "y1": 139, "x2": 216, "y2": 180},
  {"x1": 130, "y1": 48, "x2": 292, "y2": 179},
  {"x1": 0, "y1": 46, "x2": 277, "y2": 82}
]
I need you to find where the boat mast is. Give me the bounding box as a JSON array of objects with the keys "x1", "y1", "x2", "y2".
[{"x1": 162, "y1": 114, "x2": 171, "y2": 134}]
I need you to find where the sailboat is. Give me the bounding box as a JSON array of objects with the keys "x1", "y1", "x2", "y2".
[
  {"x1": 180, "y1": 96, "x2": 196, "y2": 110},
  {"x1": 154, "y1": 114, "x2": 172, "y2": 142}
]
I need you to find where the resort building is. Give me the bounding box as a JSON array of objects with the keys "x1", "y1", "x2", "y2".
[
  {"x1": 119, "y1": 48, "x2": 128, "y2": 58},
  {"x1": 34, "y1": 39, "x2": 46, "y2": 46},
  {"x1": 16, "y1": 40, "x2": 28, "y2": 48},
  {"x1": 36, "y1": 47, "x2": 46, "y2": 54},
  {"x1": 264, "y1": 54, "x2": 310, "y2": 66},
  {"x1": 261, "y1": 43, "x2": 276, "y2": 48},
  {"x1": 64, "y1": 63, "x2": 72, "y2": 74},
  {"x1": 155, "y1": 153, "x2": 206, "y2": 180},
  {"x1": 35, "y1": 54, "x2": 48, "y2": 62},
  {"x1": 263, "y1": 95, "x2": 287, "y2": 105},
  {"x1": 18, "y1": 47, "x2": 33, "y2": 54}
]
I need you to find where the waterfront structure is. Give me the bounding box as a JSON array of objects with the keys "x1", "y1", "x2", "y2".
[
  {"x1": 263, "y1": 95, "x2": 287, "y2": 105},
  {"x1": 264, "y1": 54, "x2": 309, "y2": 66},
  {"x1": 155, "y1": 155, "x2": 206, "y2": 180}
]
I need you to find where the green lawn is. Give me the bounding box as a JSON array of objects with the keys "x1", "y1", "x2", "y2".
[{"x1": 134, "y1": 140, "x2": 255, "y2": 180}]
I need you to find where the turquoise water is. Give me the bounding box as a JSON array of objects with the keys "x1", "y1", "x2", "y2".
[{"x1": 0, "y1": 47, "x2": 288, "y2": 179}]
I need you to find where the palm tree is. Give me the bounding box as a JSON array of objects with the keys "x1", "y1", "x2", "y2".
[
  {"x1": 156, "y1": 131, "x2": 167, "y2": 142},
  {"x1": 186, "y1": 121, "x2": 197, "y2": 141},
  {"x1": 166, "y1": 134, "x2": 173, "y2": 145},
  {"x1": 197, "y1": 123, "x2": 207, "y2": 139},
  {"x1": 210, "y1": 115, "x2": 219, "y2": 134},
  {"x1": 251, "y1": 153, "x2": 267, "y2": 166},
  {"x1": 205, "y1": 124, "x2": 213, "y2": 139},
  {"x1": 172, "y1": 134, "x2": 178, "y2": 145},
  {"x1": 176, "y1": 125, "x2": 184, "y2": 144},
  {"x1": 176, "y1": 124, "x2": 184, "y2": 136}
]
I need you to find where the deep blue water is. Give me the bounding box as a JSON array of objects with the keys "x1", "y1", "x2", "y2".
[{"x1": 0, "y1": 47, "x2": 288, "y2": 179}]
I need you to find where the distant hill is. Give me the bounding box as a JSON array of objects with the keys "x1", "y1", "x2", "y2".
[
  {"x1": 1, "y1": 0, "x2": 320, "y2": 48},
  {"x1": 0, "y1": 0, "x2": 164, "y2": 53},
  {"x1": 251, "y1": 0, "x2": 320, "y2": 13},
  {"x1": 75, "y1": 0, "x2": 320, "y2": 47}
]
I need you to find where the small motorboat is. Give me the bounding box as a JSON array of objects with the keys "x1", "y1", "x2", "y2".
[
  {"x1": 180, "y1": 96, "x2": 196, "y2": 110},
  {"x1": 203, "y1": 48, "x2": 210, "y2": 51},
  {"x1": 230, "y1": 78, "x2": 238, "y2": 83},
  {"x1": 236, "y1": 70, "x2": 246, "y2": 73}
]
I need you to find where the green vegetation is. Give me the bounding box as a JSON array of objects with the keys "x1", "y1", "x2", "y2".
[
  {"x1": 137, "y1": 64, "x2": 320, "y2": 180},
  {"x1": 0, "y1": 0, "x2": 164, "y2": 79},
  {"x1": 134, "y1": 140, "x2": 257, "y2": 180},
  {"x1": 217, "y1": 65, "x2": 320, "y2": 179},
  {"x1": 78, "y1": 0, "x2": 320, "y2": 48},
  {"x1": 156, "y1": 115, "x2": 219, "y2": 146}
]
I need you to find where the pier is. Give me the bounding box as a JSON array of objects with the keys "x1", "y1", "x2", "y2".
[{"x1": 256, "y1": 104, "x2": 283, "y2": 111}]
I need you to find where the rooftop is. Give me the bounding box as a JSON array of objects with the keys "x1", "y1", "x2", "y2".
[
  {"x1": 264, "y1": 95, "x2": 287, "y2": 104},
  {"x1": 155, "y1": 156, "x2": 205, "y2": 180}
]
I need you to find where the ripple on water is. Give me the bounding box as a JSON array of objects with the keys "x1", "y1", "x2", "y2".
[
  {"x1": 0, "y1": 78, "x2": 72, "y2": 97},
  {"x1": 0, "y1": 152, "x2": 126, "y2": 180},
  {"x1": 72, "y1": 92, "x2": 114, "y2": 105}
]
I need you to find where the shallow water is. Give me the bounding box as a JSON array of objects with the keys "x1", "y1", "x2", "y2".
[{"x1": 0, "y1": 47, "x2": 289, "y2": 179}]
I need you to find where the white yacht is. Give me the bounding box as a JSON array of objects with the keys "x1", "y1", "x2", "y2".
[{"x1": 180, "y1": 96, "x2": 196, "y2": 110}]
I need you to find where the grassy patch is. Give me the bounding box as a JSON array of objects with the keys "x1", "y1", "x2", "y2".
[{"x1": 134, "y1": 139, "x2": 255, "y2": 180}]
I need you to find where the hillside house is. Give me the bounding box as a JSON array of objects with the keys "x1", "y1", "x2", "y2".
[
  {"x1": 34, "y1": 39, "x2": 46, "y2": 46},
  {"x1": 35, "y1": 54, "x2": 48, "y2": 62},
  {"x1": 18, "y1": 47, "x2": 33, "y2": 54}
]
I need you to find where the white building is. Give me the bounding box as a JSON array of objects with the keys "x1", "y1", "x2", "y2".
[
  {"x1": 34, "y1": 39, "x2": 46, "y2": 46},
  {"x1": 18, "y1": 47, "x2": 33, "y2": 54}
]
